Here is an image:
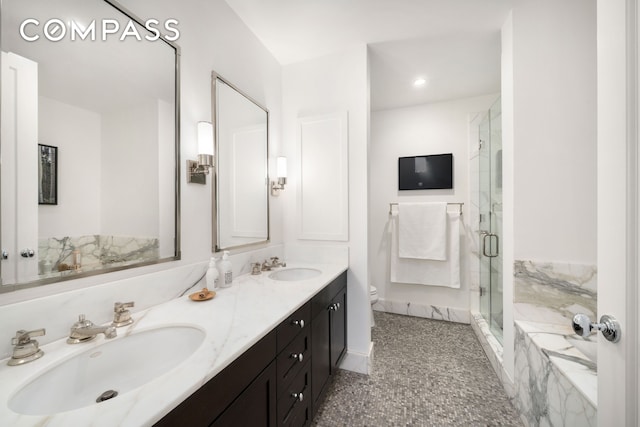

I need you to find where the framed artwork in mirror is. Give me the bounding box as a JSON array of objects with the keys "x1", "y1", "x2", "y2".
[{"x1": 38, "y1": 144, "x2": 58, "y2": 205}]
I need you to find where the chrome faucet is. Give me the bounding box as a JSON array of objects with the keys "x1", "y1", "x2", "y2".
[
  {"x1": 8, "y1": 329, "x2": 46, "y2": 366},
  {"x1": 112, "y1": 301, "x2": 135, "y2": 327},
  {"x1": 262, "y1": 257, "x2": 286, "y2": 271},
  {"x1": 67, "y1": 314, "x2": 117, "y2": 344},
  {"x1": 270, "y1": 257, "x2": 286, "y2": 268}
]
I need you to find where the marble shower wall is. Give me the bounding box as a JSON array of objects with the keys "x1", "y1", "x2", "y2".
[
  {"x1": 38, "y1": 235, "x2": 159, "y2": 274},
  {"x1": 514, "y1": 260, "x2": 597, "y2": 325}
]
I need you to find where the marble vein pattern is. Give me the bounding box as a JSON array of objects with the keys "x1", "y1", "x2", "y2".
[
  {"x1": 514, "y1": 323, "x2": 596, "y2": 427},
  {"x1": 38, "y1": 235, "x2": 159, "y2": 275},
  {"x1": 374, "y1": 298, "x2": 470, "y2": 324},
  {"x1": 99, "y1": 235, "x2": 159, "y2": 265},
  {"x1": 514, "y1": 260, "x2": 596, "y2": 324},
  {"x1": 511, "y1": 260, "x2": 598, "y2": 426}
]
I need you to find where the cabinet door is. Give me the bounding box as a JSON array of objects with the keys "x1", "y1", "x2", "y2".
[
  {"x1": 329, "y1": 288, "x2": 347, "y2": 370},
  {"x1": 311, "y1": 310, "x2": 330, "y2": 409},
  {"x1": 155, "y1": 331, "x2": 276, "y2": 427},
  {"x1": 211, "y1": 361, "x2": 277, "y2": 427}
]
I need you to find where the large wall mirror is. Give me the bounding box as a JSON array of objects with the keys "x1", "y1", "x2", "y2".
[
  {"x1": 0, "y1": 0, "x2": 180, "y2": 292},
  {"x1": 212, "y1": 72, "x2": 269, "y2": 252}
]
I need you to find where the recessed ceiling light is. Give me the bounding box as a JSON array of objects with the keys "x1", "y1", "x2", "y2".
[{"x1": 413, "y1": 78, "x2": 427, "y2": 87}]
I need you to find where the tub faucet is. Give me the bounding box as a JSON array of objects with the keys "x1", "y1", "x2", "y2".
[{"x1": 67, "y1": 314, "x2": 117, "y2": 344}]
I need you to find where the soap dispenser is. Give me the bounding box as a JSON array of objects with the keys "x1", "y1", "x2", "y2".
[
  {"x1": 206, "y1": 256, "x2": 219, "y2": 289},
  {"x1": 220, "y1": 251, "x2": 233, "y2": 288}
]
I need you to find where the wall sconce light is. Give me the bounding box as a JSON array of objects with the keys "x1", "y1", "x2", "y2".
[
  {"x1": 271, "y1": 156, "x2": 287, "y2": 196},
  {"x1": 187, "y1": 121, "x2": 214, "y2": 184}
]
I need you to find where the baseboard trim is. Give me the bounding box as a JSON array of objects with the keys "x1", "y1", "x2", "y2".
[
  {"x1": 339, "y1": 341, "x2": 374, "y2": 375},
  {"x1": 373, "y1": 298, "x2": 470, "y2": 324}
]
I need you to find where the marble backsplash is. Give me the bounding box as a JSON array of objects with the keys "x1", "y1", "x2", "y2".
[
  {"x1": 512, "y1": 260, "x2": 597, "y2": 427},
  {"x1": 38, "y1": 235, "x2": 159, "y2": 274}
]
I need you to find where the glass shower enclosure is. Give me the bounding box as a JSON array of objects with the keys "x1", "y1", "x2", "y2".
[{"x1": 478, "y1": 98, "x2": 503, "y2": 342}]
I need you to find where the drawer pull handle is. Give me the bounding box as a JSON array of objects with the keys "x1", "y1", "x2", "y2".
[
  {"x1": 291, "y1": 319, "x2": 305, "y2": 328},
  {"x1": 329, "y1": 303, "x2": 340, "y2": 311},
  {"x1": 290, "y1": 352, "x2": 304, "y2": 362},
  {"x1": 291, "y1": 391, "x2": 304, "y2": 402}
]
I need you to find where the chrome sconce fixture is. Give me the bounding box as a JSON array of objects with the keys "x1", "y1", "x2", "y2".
[
  {"x1": 271, "y1": 156, "x2": 287, "y2": 196},
  {"x1": 187, "y1": 121, "x2": 214, "y2": 184}
]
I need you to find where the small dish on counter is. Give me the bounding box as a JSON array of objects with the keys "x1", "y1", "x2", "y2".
[{"x1": 189, "y1": 288, "x2": 216, "y2": 301}]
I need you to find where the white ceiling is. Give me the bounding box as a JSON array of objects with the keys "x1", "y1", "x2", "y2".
[{"x1": 224, "y1": 0, "x2": 512, "y2": 110}]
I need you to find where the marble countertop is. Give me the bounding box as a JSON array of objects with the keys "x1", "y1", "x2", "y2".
[{"x1": 0, "y1": 261, "x2": 348, "y2": 427}]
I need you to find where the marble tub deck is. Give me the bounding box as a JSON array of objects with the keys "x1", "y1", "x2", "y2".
[{"x1": 515, "y1": 316, "x2": 597, "y2": 407}]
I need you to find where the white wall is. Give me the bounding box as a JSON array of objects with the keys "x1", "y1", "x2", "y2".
[
  {"x1": 282, "y1": 46, "x2": 371, "y2": 369},
  {"x1": 512, "y1": 0, "x2": 597, "y2": 265},
  {"x1": 370, "y1": 95, "x2": 497, "y2": 315},
  {"x1": 38, "y1": 96, "x2": 101, "y2": 238},
  {"x1": 101, "y1": 100, "x2": 159, "y2": 237}
]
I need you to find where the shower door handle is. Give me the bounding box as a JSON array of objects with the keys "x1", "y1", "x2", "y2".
[
  {"x1": 480, "y1": 231, "x2": 490, "y2": 257},
  {"x1": 482, "y1": 232, "x2": 499, "y2": 258}
]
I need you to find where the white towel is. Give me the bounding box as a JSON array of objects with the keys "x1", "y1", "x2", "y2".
[
  {"x1": 390, "y1": 211, "x2": 460, "y2": 288},
  {"x1": 398, "y1": 202, "x2": 447, "y2": 260}
]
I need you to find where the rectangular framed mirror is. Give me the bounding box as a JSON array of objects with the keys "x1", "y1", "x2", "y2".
[
  {"x1": 212, "y1": 72, "x2": 269, "y2": 252},
  {"x1": 0, "y1": 0, "x2": 180, "y2": 292}
]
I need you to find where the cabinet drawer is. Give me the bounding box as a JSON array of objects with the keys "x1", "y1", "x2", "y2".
[
  {"x1": 277, "y1": 331, "x2": 310, "y2": 396},
  {"x1": 276, "y1": 302, "x2": 310, "y2": 353},
  {"x1": 277, "y1": 361, "x2": 311, "y2": 427}
]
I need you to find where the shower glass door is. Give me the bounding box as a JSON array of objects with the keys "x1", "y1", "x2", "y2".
[{"x1": 479, "y1": 97, "x2": 503, "y2": 343}]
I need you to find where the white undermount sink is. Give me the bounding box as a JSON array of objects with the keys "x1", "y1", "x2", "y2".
[
  {"x1": 269, "y1": 268, "x2": 322, "y2": 281},
  {"x1": 9, "y1": 325, "x2": 205, "y2": 416}
]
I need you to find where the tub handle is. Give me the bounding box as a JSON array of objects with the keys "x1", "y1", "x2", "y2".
[{"x1": 572, "y1": 313, "x2": 621, "y2": 343}]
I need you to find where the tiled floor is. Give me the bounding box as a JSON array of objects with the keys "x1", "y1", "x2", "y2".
[{"x1": 312, "y1": 311, "x2": 523, "y2": 426}]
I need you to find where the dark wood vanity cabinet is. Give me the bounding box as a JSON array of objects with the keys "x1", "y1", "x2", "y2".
[
  {"x1": 156, "y1": 271, "x2": 347, "y2": 427},
  {"x1": 155, "y1": 330, "x2": 278, "y2": 427}
]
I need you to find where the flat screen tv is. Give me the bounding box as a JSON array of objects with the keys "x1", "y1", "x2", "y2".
[{"x1": 398, "y1": 153, "x2": 453, "y2": 190}]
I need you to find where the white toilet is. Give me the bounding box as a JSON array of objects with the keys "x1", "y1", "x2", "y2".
[{"x1": 370, "y1": 285, "x2": 379, "y2": 327}]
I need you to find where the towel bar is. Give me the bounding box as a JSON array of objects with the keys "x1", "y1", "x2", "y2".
[{"x1": 388, "y1": 202, "x2": 464, "y2": 216}]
